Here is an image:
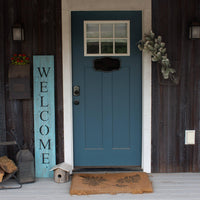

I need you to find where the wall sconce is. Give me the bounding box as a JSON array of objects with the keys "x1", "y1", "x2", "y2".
[
  {"x1": 189, "y1": 22, "x2": 200, "y2": 39},
  {"x1": 12, "y1": 24, "x2": 24, "y2": 41}
]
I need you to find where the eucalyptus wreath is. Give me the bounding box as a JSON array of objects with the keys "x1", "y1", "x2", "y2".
[{"x1": 138, "y1": 31, "x2": 178, "y2": 84}]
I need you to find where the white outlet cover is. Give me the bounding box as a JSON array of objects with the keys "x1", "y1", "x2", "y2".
[{"x1": 185, "y1": 130, "x2": 195, "y2": 145}]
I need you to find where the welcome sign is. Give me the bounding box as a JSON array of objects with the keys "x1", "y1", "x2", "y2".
[{"x1": 33, "y1": 55, "x2": 56, "y2": 177}]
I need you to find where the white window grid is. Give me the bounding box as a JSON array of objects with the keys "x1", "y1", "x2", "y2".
[{"x1": 84, "y1": 20, "x2": 130, "y2": 56}]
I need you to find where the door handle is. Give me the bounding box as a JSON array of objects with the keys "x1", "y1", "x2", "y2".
[{"x1": 74, "y1": 100, "x2": 80, "y2": 105}]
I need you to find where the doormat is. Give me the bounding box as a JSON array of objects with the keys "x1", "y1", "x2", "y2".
[{"x1": 70, "y1": 172, "x2": 153, "y2": 195}]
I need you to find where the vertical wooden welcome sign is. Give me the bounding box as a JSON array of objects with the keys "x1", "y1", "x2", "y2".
[{"x1": 33, "y1": 55, "x2": 56, "y2": 177}]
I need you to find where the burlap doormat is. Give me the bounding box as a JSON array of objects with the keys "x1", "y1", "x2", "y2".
[{"x1": 70, "y1": 172, "x2": 153, "y2": 195}]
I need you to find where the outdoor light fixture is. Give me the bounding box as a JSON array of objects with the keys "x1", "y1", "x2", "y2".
[
  {"x1": 12, "y1": 24, "x2": 24, "y2": 41},
  {"x1": 189, "y1": 22, "x2": 200, "y2": 39}
]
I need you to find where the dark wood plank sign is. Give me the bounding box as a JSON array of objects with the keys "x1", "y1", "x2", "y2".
[
  {"x1": 8, "y1": 64, "x2": 31, "y2": 99},
  {"x1": 33, "y1": 55, "x2": 56, "y2": 177},
  {"x1": 0, "y1": 60, "x2": 6, "y2": 156}
]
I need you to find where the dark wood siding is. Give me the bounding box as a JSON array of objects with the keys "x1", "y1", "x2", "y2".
[
  {"x1": 152, "y1": 0, "x2": 200, "y2": 172},
  {"x1": 0, "y1": 0, "x2": 6, "y2": 157},
  {"x1": 0, "y1": 0, "x2": 63, "y2": 163},
  {"x1": 1, "y1": 0, "x2": 200, "y2": 172}
]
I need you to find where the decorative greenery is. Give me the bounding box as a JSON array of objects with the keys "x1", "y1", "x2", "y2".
[
  {"x1": 10, "y1": 54, "x2": 30, "y2": 65},
  {"x1": 138, "y1": 31, "x2": 178, "y2": 84}
]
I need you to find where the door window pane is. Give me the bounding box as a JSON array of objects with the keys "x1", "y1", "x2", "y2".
[
  {"x1": 101, "y1": 24, "x2": 113, "y2": 38},
  {"x1": 115, "y1": 39, "x2": 127, "y2": 53},
  {"x1": 87, "y1": 39, "x2": 99, "y2": 54},
  {"x1": 115, "y1": 23, "x2": 127, "y2": 38},
  {"x1": 86, "y1": 24, "x2": 99, "y2": 38},
  {"x1": 101, "y1": 39, "x2": 113, "y2": 54}
]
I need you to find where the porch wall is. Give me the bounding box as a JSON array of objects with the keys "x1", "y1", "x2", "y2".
[
  {"x1": 152, "y1": 0, "x2": 200, "y2": 172},
  {"x1": 0, "y1": 0, "x2": 64, "y2": 163},
  {"x1": 0, "y1": 0, "x2": 200, "y2": 172}
]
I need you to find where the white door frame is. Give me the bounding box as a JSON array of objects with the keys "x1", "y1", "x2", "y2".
[{"x1": 61, "y1": 0, "x2": 152, "y2": 173}]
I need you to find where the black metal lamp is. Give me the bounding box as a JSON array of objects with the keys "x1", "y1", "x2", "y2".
[
  {"x1": 189, "y1": 22, "x2": 200, "y2": 39},
  {"x1": 12, "y1": 24, "x2": 24, "y2": 41}
]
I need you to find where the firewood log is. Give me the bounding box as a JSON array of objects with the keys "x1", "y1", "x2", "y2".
[
  {"x1": 0, "y1": 168, "x2": 5, "y2": 182},
  {"x1": 0, "y1": 156, "x2": 18, "y2": 174}
]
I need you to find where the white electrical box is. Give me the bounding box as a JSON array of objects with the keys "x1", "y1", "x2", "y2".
[{"x1": 185, "y1": 130, "x2": 195, "y2": 145}]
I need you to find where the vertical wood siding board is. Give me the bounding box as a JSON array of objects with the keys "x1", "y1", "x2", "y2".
[
  {"x1": 151, "y1": 73, "x2": 158, "y2": 171},
  {"x1": 159, "y1": 87, "x2": 167, "y2": 172},
  {"x1": 4, "y1": 0, "x2": 23, "y2": 160},
  {"x1": 156, "y1": 75, "x2": 161, "y2": 172},
  {"x1": 178, "y1": 0, "x2": 189, "y2": 171},
  {"x1": 14, "y1": 101, "x2": 24, "y2": 148},
  {"x1": 195, "y1": 22, "x2": 200, "y2": 170},
  {"x1": 167, "y1": 0, "x2": 177, "y2": 59},
  {"x1": 168, "y1": 89, "x2": 177, "y2": 171},
  {"x1": 175, "y1": 0, "x2": 184, "y2": 172},
  {"x1": 187, "y1": 0, "x2": 200, "y2": 172},
  {"x1": 21, "y1": 0, "x2": 33, "y2": 54},
  {"x1": 168, "y1": 0, "x2": 181, "y2": 172},
  {"x1": 189, "y1": 43, "x2": 195, "y2": 129},
  {"x1": 32, "y1": 1, "x2": 37, "y2": 54},
  {"x1": 191, "y1": 43, "x2": 197, "y2": 171},
  {"x1": 185, "y1": 3, "x2": 195, "y2": 172},
  {"x1": 152, "y1": 0, "x2": 162, "y2": 172},
  {"x1": 6, "y1": 101, "x2": 24, "y2": 160},
  {"x1": 176, "y1": 30, "x2": 184, "y2": 171},
  {"x1": 21, "y1": 0, "x2": 34, "y2": 152},
  {"x1": 32, "y1": 0, "x2": 41, "y2": 54},
  {"x1": 167, "y1": 0, "x2": 173, "y2": 169},
  {"x1": 157, "y1": 0, "x2": 169, "y2": 172},
  {"x1": 0, "y1": 0, "x2": 6, "y2": 156},
  {"x1": 152, "y1": 0, "x2": 163, "y2": 172},
  {"x1": 180, "y1": 62, "x2": 188, "y2": 170},
  {"x1": 163, "y1": 87, "x2": 169, "y2": 172},
  {"x1": 39, "y1": 0, "x2": 55, "y2": 54},
  {"x1": 151, "y1": 65, "x2": 160, "y2": 172},
  {"x1": 152, "y1": 0, "x2": 158, "y2": 31},
  {"x1": 175, "y1": 89, "x2": 180, "y2": 172},
  {"x1": 156, "y1": 0, "x2": 167, "y2": 172},
  {"x1": 51, "y1": 0, "x2": 57, "y2": 54},
  {"x1": 166, "y1": 0, "x2": 174, "y2": 170},
  {"x1": 194, "y1": 52, "x2": 200, "y2": 131},
  {"x1": 175, "y1": 83, "x2": 181, "y2": 172},
  {"x1": 197, "y1": 0, "x2": 200, "y2": 17},
  {"x1": 22, "y1": 100, "x2": 34, "y2": 151},
  {"x1": 158, "y1": 87, "x2": 162, "y2": 172},
  {"x1": 167, "y1": 85, "x2": 172, "y2": 172},
  {"x1": 194, "y1": 59, "x2": 200, "y2": 143},
  {"x1": 177, "y1": 0, "x2": 183, "y2": 172},
  {"x1": 152, "y1": 95, "x2": 160, "y2": 170},
  {"x1": 38, "y1": 5, "x2": 43, "y2": 53},
  {"x1": 194, "y1": 44, "x2": 200, "y2": 171},
  {"x1": 55, "y1": 0, "x2": 64, "y2": 163}
]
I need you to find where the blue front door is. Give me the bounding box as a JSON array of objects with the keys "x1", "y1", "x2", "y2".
[{"x1": 72, "y1": 11, "x2": 142, "y2": 167}]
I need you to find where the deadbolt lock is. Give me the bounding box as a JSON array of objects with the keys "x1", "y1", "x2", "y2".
[{"x1": 73, "y1": 85, "x2": 80, "y2": 96}]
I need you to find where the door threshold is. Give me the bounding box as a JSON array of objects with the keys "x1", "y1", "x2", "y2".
[{"x1": 73, "y1": 166, "x2": 142, "y2": 173}]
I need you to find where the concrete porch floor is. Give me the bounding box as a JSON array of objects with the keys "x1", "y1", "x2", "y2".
[{"x1": 0, "y1": 173, "x2": 200, "y2": 200}]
